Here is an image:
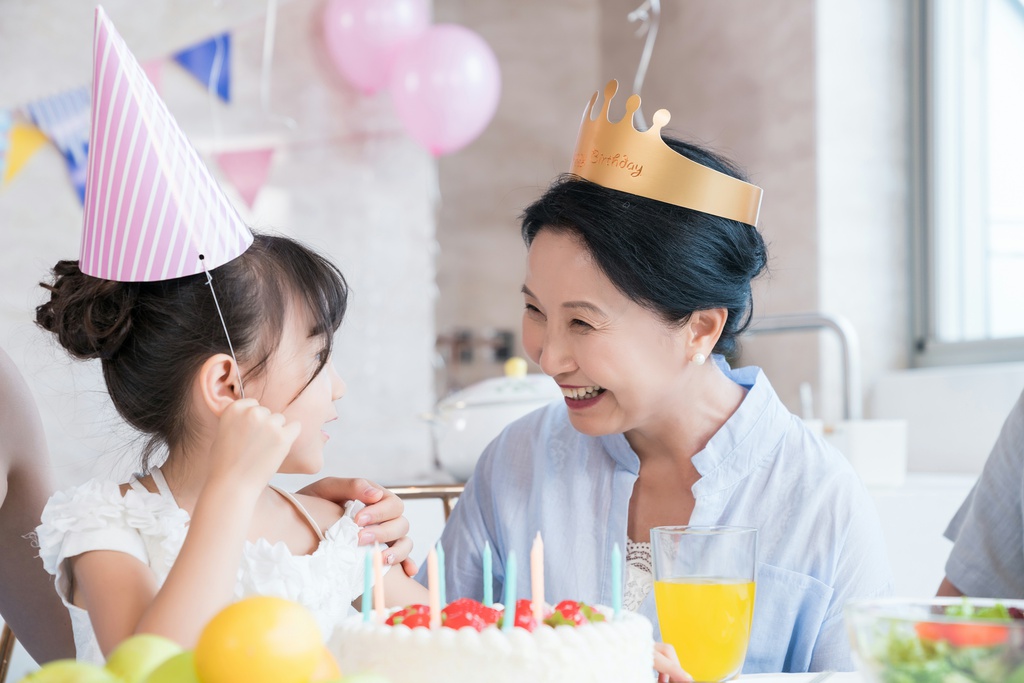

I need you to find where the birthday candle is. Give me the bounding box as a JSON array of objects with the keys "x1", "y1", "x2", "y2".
[
  {"x1": 372, "y1": 543, "x2": 385, "y2": 621},
  {"x1": 502, "y1": 551, "x2": 517, "y2": 632},
  {"x1": 611, "y1": 542, "x2": 622, "y2": 619},
  {"x1": 427, "y1": 547, "x2": 441, "y2": 629},
  {"x1": 483, "y1": 541, "x2": 493, "y2": 607},
  {"x1": 531, "y1": 532, "x2": 545, "y2": 622},
  {"x1": 436, "y1": 542, "x2": 447, "y2": 607},
  {"x1": 362, "y1": 549, "x2": 372, "y2": 622}
]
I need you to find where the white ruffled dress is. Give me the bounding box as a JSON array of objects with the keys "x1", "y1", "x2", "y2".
[{"x1": 35, "y1": 468, "x2": 369, "y2": 663}]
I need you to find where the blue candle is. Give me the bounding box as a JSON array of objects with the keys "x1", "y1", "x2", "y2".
[
  {"x1": 611, "y1": 542, "x2": 622, "y2": 619},
  {"x1": 502, "y1": 551, "x2": 517, "y2": 632},
  {"x1": 362, "y1": 549, "x2": 372, "y2": 622},
  {"x1": 483, "y1": 541, "x2": 493, "y2": 607},
  {"x1": 436, "y1": 541, "x2": 447, "y2": 606}
]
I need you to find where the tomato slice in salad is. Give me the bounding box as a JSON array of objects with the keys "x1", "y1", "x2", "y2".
[{"x1": 915, "y1": 621, "x2": 1010, "y2": 647}]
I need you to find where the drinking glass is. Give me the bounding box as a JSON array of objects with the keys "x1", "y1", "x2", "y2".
[{"x1": 650, "y1": 526, "x2": 757, "y2": 682}]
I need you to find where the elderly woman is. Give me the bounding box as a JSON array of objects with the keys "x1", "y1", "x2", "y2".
[{"x1": 434, "y1": 82, "x2": 892, "y2": 675}]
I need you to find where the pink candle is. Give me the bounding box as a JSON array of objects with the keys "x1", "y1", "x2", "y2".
[
  {"x1": 427, "y1": 547, "x2": 441, "y2": 629},
  {"x1": 372, "y1": 543, "x2": 385, "y2": 621},
  {"x1": 531, "y1": 532, "x2": 545, "y2": 622}
]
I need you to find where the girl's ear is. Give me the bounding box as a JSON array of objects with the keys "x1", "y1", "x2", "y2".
[
  {"x1": 687, "y1": 309, "x2": 728, "y2": 356},
  {"x1": 197, "y1": 353, "x2": 242, "y2": 416}
]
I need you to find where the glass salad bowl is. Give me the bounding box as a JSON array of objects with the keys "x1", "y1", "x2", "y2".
[{"x1": 845, "y1": 597, "x2": 1024, "y2": 683}]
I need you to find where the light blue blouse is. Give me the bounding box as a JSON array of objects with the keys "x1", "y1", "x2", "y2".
[{"x1": 425, "y1": 359, "x2": 893, "y2": 673}]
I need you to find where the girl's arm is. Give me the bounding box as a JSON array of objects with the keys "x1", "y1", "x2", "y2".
[
  {"x1": 74, "y1": 399, "x2": 299, "y2": 654},
  {"x1": 382, "y1": 562, "x2": 430, "y2": 607}
]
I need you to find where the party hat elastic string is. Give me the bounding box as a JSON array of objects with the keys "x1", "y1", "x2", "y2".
[{"x1": 200, "y1": 255, "x2": 245, "y2": 398}]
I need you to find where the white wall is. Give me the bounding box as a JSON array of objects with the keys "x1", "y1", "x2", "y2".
[
  {"x1": 0, "y1": 0, "x2": 438, "y2": 490},
  {"x1": 816, "y1": 0, "x2": 912, "y2": 423}
]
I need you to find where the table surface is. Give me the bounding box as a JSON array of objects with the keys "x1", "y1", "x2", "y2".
[{"x1": 739, "y1": 673, "x2": 863, "y2": 682}]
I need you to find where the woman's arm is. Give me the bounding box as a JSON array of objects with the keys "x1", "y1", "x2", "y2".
[
  {"x1": 297, "y1": 478, "x2": 414, "y2": 574},
  {"x1": 0, "y1": 348, "x2": 75, "y2": 662}
]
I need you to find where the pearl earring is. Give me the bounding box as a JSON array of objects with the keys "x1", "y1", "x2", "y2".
[{"x1": 692, "y1": 353, "x2": 706, "y2": 366}]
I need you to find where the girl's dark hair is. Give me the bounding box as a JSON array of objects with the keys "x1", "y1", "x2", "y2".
[
  {"x1": 520, "y1": 135, "x2": 767, "y2": 356},
  {"x1": 36, "y1": 233, "x2": 348, "y2": 469}
]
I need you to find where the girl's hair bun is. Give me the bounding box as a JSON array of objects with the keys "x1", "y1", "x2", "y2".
[{"x1": 36, "y1": 260, "x2": 138, "y2": 361}]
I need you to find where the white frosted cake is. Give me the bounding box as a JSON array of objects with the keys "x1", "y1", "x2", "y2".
[{"x1": 330, "y1": 599, "x2": 655, "y2": 683}]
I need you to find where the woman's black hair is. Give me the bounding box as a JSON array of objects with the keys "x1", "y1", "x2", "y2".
[
  {"x1": 36, "y1": 232, "x2": 348, "y2": 470},
  {"x1": 520, "y1": 134, "x2": 767, "y2": 356}
]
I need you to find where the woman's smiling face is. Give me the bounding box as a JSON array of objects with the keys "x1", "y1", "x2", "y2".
[{"x1": 520, "y1": 229, "x2": 691, "y2": 438}]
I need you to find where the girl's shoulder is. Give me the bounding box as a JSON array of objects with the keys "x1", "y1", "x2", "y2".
[
  {"x1": 289, "y1": 491, "x2": 349, "y2": 533},
  {"x1": 36, "y1": 476, "x2": 189, "y2": 576}
]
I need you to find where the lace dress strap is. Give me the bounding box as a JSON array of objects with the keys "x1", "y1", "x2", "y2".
[
  {"x1": 270, "y1": 486, "x2": 326, "y2": 542},
  {"x1": 149, "y1": 467, "x2": 178, "y2": 502}
]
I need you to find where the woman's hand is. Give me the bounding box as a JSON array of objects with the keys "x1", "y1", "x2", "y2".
[
  {"x1": 298, "y1": 477, "x2": 417, "y2": 576},
  {"x1": 654, "y1": 642, "x2": 693, "y2": 683},
  {"x1": 209, "y1": 398, "x2": 300, "y2": 489}
]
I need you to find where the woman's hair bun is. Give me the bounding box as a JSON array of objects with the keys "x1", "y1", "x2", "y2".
[{"x1": 36, "y1": 260, "x2": 138, "y2": 361}]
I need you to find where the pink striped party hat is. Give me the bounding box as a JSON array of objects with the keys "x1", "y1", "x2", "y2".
[{"x1": 80, "y1": 6, "x2": 252, "y2": 282}]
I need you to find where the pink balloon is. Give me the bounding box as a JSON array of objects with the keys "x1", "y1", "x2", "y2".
[
  {"x1": 389, "y1": 24, "x2": 501, "y2": 156},
  {"x1": 323, "y1": 0, "x2": 430, "y2": 95}
]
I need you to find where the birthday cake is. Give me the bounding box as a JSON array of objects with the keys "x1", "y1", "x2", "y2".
[{"x1": 330, "y1": 598, "x2": 655, "y2": 683}]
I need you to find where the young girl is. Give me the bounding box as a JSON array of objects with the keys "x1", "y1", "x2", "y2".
[{"x1": 34, "y1": 233, "x2": 428, "y2": 662}]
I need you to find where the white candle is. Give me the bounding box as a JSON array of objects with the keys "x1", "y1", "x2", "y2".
[
  {"x1": 427, "y1": 547, "x2": 441, "y2": 629},
  {"x1": 372, "y1": 543, "x2": 385, "y2": 621},
  {"x1": 531, "y1": 532, "x2": 545, "y2": 622}
]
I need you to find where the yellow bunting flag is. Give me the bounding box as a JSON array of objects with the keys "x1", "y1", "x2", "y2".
[{"x1": 3, "y1": 121, "x2": 49, "y2": 185}]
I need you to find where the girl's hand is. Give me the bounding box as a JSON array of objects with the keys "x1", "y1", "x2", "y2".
[
  {"x1": 209, "y1": 398, "x2": 301, "y2": 488},
  {"x1": 653, "y1": 642, "x2": 693, "y2": 683}
]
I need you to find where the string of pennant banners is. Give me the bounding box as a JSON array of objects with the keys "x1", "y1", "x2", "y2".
[{"x1": 0, "y1": 32, "x2": 274, "y2": 210}]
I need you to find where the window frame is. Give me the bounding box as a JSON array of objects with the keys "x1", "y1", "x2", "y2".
[{"x1": 911, "y1": 0, "x2": 1024, "y2": 368}]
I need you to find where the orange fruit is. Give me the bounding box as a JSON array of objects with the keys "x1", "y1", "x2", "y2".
[
  {"x1": 194, "y1": 597, "x2": 322, "y2": 683},
  {"x1": 310, "y1": 646, "x2": 341, "y2": 682}
]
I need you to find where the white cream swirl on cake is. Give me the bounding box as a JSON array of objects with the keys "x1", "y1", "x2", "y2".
[{"x1": 330, "y1": 600, "x2": 655, "y2": 683}]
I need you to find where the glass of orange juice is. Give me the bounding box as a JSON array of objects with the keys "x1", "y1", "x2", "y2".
[{"x1": 650, "y1": 526, "x2": 757, "y2": 682}]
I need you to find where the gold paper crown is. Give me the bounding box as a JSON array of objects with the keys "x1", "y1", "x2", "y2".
[{"x1": 570, "y1": 81, "x2": 763, "y2": 226}]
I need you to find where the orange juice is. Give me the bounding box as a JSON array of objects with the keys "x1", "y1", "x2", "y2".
[{"x1": 654, "y1": 577, "x2": 755, "y2": 682}]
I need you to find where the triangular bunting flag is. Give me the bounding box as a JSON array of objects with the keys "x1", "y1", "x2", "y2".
[
  {"x1": 173, "y1": 33, "x2": 231, "y2": 103},
  {"x1": 80, "y1": 7, "x2": 251, "y2": 282},
  {"x1": 3, "y1": 120, "x2": 49, "y2": 186},
  {"x1": 213, "y1": 148, "x2": 275, "y2": 209},
  {"x1": 25, "y1": 86, "x2": 92, "y2": 203},
  {"x1": 0, "y1": 110, "x2": 12, "y2": 181}
]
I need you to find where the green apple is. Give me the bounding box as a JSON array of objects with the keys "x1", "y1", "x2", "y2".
[
  {"x1": 19, "y1": 659, "x2": 121, "y2": 683},
  {"x1": 140, "y1": 652, "x2": 199, "y2": 683},
  {"x1": 104, "y1": 634, "x2": 182, "y2": 683}
]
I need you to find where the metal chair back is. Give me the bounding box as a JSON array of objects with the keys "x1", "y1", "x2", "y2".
[
  {"x1": 389, "y1": 483, "x2": 464, "y2": 522},
  {"x1": 0, "y1": 624, "x2": 16, "y2": 683}
]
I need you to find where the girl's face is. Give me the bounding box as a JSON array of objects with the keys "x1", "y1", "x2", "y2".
[
  {"x1": 521, "y1": 229, "x2": 690, "y2": 438},
  {"x1": 253, "y1": 303, "x2": 346, "y2": 474}
]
